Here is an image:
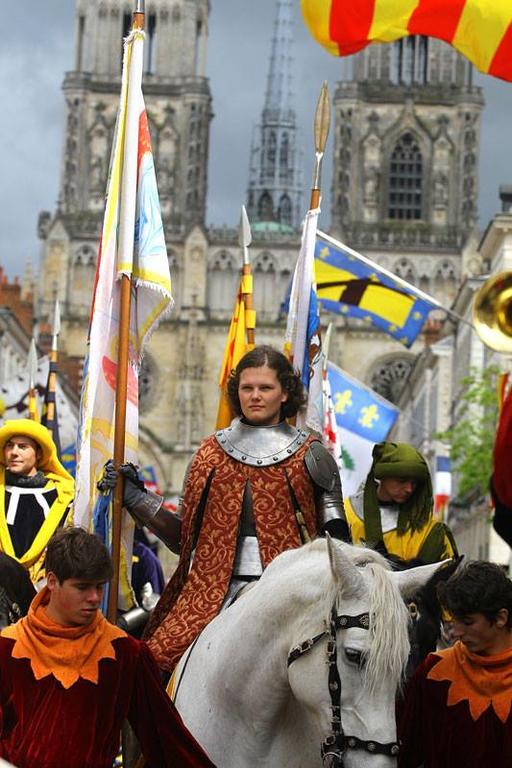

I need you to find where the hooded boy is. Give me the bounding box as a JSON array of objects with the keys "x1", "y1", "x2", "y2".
[{"x1": 345, "y1": 441, "x2": 457, "y2": 565}]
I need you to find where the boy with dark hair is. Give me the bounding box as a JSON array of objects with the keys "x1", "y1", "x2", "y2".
[
  {"x1": 398, "y1": 560, "x2": 512, "y2": 767},
  {"x1": 0, "y1": 527, "x2": 215, "y2": 768}
]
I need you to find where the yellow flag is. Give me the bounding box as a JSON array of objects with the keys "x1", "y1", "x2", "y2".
[{"x1": 215, "y1": 280, "x2": 251, "y2": 430}]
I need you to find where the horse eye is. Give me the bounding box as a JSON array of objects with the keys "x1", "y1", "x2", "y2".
[{"x1": 344, "y1": 648, "x2": 365, "y2": 666}]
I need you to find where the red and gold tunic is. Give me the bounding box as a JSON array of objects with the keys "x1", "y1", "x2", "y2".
[
  {"x1": 398, "y1": 643, "x2": 512, "y2": 767},
  {"x1": 146, "y1": 433, "x2": 320, "y2": 670},
  {"x1": 0, "y1": 590, "x2": 215, "y2": 768}
]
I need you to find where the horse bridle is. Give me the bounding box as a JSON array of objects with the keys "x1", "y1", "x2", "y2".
[{"x1": 287, "y1": 604, "x2": 400, "y2": 767}]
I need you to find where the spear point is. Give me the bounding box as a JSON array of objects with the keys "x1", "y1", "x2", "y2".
[
  {"x1": 239, "y1": 205, "x2": 252, "y2": 265},
  {"x1": 314, "y1": 82, "x2": 330, "y2": 156}
]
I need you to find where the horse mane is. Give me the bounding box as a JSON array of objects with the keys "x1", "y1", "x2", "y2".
[
  {"x1": 321, "y1": 542, "x2": 410, "y2": 693},
  {"x1": 263, "y1": 540, "x2": 410, "y2": 694},
  {"x1": 362, "y1": 561, "x2": 410, "y2": 693}
]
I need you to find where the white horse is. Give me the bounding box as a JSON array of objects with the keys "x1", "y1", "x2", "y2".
[{"x1": 171, "y1": 538, "x2": 444, "y2": 768}]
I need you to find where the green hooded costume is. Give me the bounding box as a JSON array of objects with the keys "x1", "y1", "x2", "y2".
[{"x1": 345, "y1": 442, "x2": 457, "y2": 564}]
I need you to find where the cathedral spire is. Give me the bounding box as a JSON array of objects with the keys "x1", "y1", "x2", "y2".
[
  {"x1": 263, "y1": 0, "x2": 294, "y2": 119},
  {"x1": 246, "y1": 0, "x2": 303, "y2": 231}
]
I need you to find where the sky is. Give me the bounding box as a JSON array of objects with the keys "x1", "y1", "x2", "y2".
[{"x1": 1, "y1": 1, "x2": 512, "y2": 279}]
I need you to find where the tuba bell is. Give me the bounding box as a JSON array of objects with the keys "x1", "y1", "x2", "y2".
[{"x1": 473, "y1": 271, "x2": 512, "y2": 353}]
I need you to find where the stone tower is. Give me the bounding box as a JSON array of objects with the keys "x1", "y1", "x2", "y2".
[
  {"x1": 328, "y1": 38, "x2": 485, "y2": 402},
  {"x1": 39, "y1": 0, "x2": 211, "y2": 322},
  {"x1": 246, "y1": 0, "x2": 303, "y2": 229}
]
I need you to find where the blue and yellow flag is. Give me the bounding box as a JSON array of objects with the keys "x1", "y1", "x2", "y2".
[
  {"x1": 328, "y1": 364, "x2": 398, "y2": 443},
  {"x1": 315, "y1": 233, "x2": 438, "y2": 347},
  {"x1": 328, "y1": 363, "x2": 399, "y2": 496}
]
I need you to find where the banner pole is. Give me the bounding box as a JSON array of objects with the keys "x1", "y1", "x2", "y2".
[{"x1": 107, "y1": 4, "x2": 146, "y2": 624}]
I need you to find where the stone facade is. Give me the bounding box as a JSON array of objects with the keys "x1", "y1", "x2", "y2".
[
  {"x1": 37, "y1": 3, "x2": 489, "y2": 501},
  {"x1": 39, "y1": 0, "x2": 211, "y2": 323},
  {"x1": 328, "y1": 37, "x2": 485, "y2": 404},
  {"x1": 392, "y1": 190, "x2": 512, "y2": 564}
]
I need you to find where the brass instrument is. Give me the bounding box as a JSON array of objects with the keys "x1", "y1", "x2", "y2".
[{"x1": 473, "y1": 271, "x2": 512, "y2": 353}]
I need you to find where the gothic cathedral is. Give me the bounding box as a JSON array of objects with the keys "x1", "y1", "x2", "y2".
[{"x1": 38, "y1": 0, "x2": 484, "y2": 495}]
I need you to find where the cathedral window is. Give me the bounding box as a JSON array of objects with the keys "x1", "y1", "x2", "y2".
[
  {"x1": 208, "y1": 251, "x2": 239, "y2": 316},
  {"x1": 144, "y1": 13, "x2": 157, "y2": 75},
  {"x1": 388, "y1": 133, "x2": 423, "y2": 221},
  {"x1": 394, "y1": 259, "x2": 416, "y2": 282},
  {"x1": 278, "y1": 195, "x2": 292, "y2": 227},
  {"x1": 254, "y1": 253, "x2": 278, "y2": 320},
  {"x1": 419, "y1": 274, "x2": 431, "y2": 295},
  {"x1": 279, "y1": 133, "x2": 289, "y2": 180},
  {"x1": 139, "y1": 352, "x2": 156, "y2": 415},
  {"x1": 258, "y1": 192, "x2": 274, "y2": 222},
  {"x1": 267, "y1": 131, "x2": 277, "y2": 169},
  {"x1": 76, "y1": 15, "x2": 85, "y2": 71},
  {"x1": 392, "y1": 36, "x2": 428, "y2": 85},
  {"x1": 369, "y1": 356, "x2": 414, "y2": 404},
  {"x1": 194, "y1": 17, "x2": 204, "y2": 76}
]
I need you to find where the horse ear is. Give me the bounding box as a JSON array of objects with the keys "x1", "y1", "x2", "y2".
[
  {"x1": 326, "y1": 534, "x2": 364, "y2": 597},
  {"x1": 391, "y1": 559, "x2": 452, "y2": 599}
]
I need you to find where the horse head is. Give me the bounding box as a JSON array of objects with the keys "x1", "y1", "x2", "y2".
[
  {"x1": 286, "y1": 538, "x2": 447, "y2": 768},
  {"x1": 172, "y1": 539, "x2": 447, "y2": 768}
]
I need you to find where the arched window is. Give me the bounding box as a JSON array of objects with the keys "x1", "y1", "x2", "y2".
[
  {"x1": 279, "y1": 132, "x2": 289, "y2": 180},
  {"x1": 207, "y1": 251, "x2": 239, "y2": 315},
  {"x1": 434, "y1": 260, "x2": 457, "y2": 303},
  {"x1": 144, "y1": 13, "x2": 157, "y2": 75},
  {"x1": 394, "y1": 258, "x2": 416, "y2": 283},
  {"x1": 369, "y1": 356, "x2": 414, "y2": 404},
  {"x1": 392, "y1": 36, "x2": 429, "y2": 85},
  {"x1": 258, "y1": 192, "x2": 274, "y2": 222},
  {"x1": 267, "y1": 131, "x2": 277, "y2": 170},
  {"x1": 278, "y1": 194, "x2": 292, "y2": 227},
  {"x1": 71, "y1": 246, "x2": 96, "y2": 316},
  {"x1": 388, "y1": 133, "x2": 423, "y2": 220},
  {"x1": 253, "y1": 252, "x2": 278, "y2": 320}
]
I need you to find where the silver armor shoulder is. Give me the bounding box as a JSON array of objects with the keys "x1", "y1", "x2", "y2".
[
  {"x1": 305, "y1": 441, "x2": 347, "y2": 528},
  {"x1": 215, "y1": 418, "x2": 309, "y2": 466},
  {"x1": 304, "y1": 440, "x2": 339, "y2": 492}
]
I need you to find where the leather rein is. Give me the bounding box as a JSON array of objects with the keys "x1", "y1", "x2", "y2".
[{"x1": 287, "y1": 605, "x2": 400, "y2": 767}]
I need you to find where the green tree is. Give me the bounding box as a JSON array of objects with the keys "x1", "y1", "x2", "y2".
[{"x1": 436, "y1": 366, "x2": 500, "y2": 497}]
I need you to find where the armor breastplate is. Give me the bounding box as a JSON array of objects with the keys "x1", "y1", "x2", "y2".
[{"x1": 215, "y1": 419, "x2": 308, "y2": 466}]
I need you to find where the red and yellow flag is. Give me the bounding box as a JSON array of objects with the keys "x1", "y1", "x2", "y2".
[
  {"x1": 215, "y1": 274, "x2": 255, "y2": 430},
  {"x1": 301, "y1": 0, "x2": 512, "y2": 81}
]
